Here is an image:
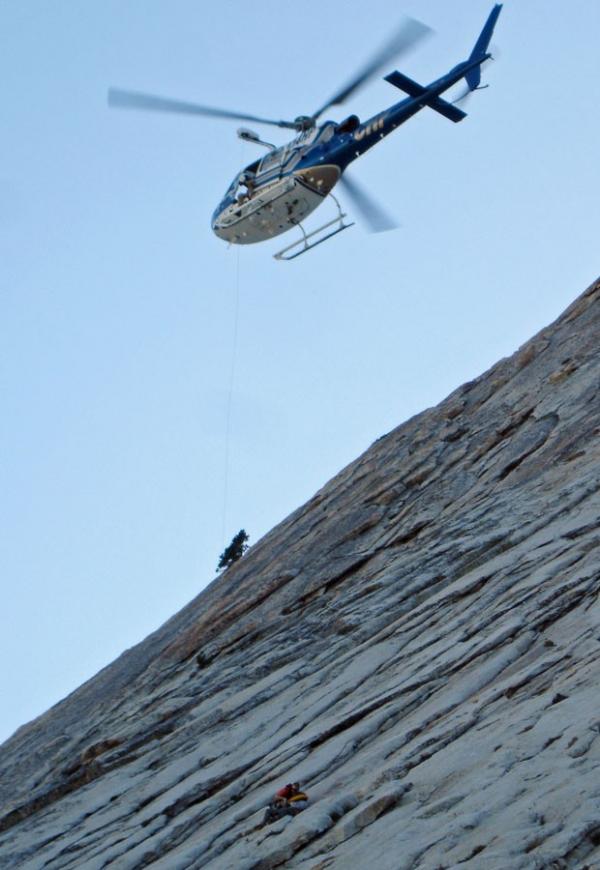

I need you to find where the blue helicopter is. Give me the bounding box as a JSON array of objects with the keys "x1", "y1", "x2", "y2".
[{"x1": 109, "y1": 5, "x2": 501, "y2": 260}]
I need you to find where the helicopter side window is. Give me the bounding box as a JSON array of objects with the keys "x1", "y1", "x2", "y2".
[
  {"x1": 318, "y1": 124, "x2": 336, "y2": 143},
  {"x1": 257, "y1": 147, "x2": 284, "y2": 175}
]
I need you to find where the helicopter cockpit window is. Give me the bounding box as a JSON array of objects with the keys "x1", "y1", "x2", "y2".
[
  {"x1": 226, "y1": 175, "x2": 240, "y2": 197},
  {"x1": 226, "y1": 160, "x2": 259, "y2": 197},
  {"x1": 257, "y1": 147, "x2": 285, "y2": 175}
]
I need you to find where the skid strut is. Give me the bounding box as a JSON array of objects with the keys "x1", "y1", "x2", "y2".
[{"x1": 273, "y1": 194, "x2": 354, "y2": 261}]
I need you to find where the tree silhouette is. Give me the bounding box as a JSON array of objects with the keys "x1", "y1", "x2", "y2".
[{"x1": 217, "y1": 529, "x2": 249, "y2": 571}]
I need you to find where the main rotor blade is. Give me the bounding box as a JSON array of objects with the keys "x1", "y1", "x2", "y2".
[
  {"x1": 311, "y1": 17, "x2": 432, "y2": 121},
  {"x1": 339, "y1": 173, "x2": 398, "y2": 233},
  {"x1": 108, "y1": 88, "x2": 299, "y2": 130}
]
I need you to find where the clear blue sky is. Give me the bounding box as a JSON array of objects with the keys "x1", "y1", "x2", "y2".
[{"x1": 1, "y1": 0, "x2": 598, "y2": 744}]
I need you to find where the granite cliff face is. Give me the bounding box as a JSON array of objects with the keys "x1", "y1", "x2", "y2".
[{"x1": 1, "y1": 278, "x2": 600, "y2": 870}]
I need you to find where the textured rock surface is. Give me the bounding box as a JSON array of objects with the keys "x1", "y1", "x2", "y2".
[{"x1": 1, "y1": 278, "x2": 600, "y2": 869}]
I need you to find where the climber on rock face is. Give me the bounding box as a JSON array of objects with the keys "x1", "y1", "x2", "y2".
[
  {"x1": 263, "y1": 782, "x2": 309, "y2": 825},
  {"x1": 276, "y1": 782, "x2": 299, "y2": 800},
  {"x1": 262, "y1": 796, "x2": 288, "y2": 824}
]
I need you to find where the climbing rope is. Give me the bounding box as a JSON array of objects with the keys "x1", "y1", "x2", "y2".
[{"x1": 221, "y1": 245, "x2": 241, "y2": 546}]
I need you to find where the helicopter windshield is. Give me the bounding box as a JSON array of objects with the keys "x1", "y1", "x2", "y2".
[{"x1": 226, "y1": 160, "x2": 260, "y2": 196}]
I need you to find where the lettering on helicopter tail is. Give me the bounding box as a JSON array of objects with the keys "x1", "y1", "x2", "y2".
[{"x1": 354, "y1": 116, "x2": 385, "y2": 141}]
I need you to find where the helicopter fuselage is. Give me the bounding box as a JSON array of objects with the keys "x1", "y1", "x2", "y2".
[
  {"x1": 211, "y1": 51, "x2": 491, "y2": 246},
  {"x1": 108, "y1": 5, "x2": 501, "y2": 256}
]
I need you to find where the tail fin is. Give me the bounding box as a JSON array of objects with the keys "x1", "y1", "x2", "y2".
[{"x1": 466, "y1": 4, "x2": 502, "y2": 90}]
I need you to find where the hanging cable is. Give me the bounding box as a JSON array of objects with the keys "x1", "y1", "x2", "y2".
[{"x1": 221, "y1": 246, "x2": 241, "y2": 545}]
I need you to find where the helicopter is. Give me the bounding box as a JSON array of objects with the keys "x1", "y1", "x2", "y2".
[{"x1": 109, "y1": 5, "x2": 502, "y2": 260}]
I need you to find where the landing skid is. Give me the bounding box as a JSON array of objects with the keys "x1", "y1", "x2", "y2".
[{"x1": 273, "y1": 194, "x2": 354, "y2": 261}]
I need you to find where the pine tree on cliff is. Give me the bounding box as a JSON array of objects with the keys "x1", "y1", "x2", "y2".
[{"x1": 217, "y1": 530, "x2": 249, "y2": 571}]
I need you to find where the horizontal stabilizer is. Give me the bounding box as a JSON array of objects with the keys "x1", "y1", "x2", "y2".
[{"x1": 384, "y1": 71, "x2": 467, "y2": 123}]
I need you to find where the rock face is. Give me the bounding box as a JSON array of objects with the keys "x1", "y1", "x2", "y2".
[{"x1": 1, "y1": 278, "x2": 600, "y2": 870}]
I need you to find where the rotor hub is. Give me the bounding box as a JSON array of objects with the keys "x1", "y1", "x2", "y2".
[{"x1": 293, "y1": 115, "x2": 316, "y2": 131}]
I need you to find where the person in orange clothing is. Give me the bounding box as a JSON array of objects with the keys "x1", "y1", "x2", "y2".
[
  {"x1": 276, "y1": 782, "x2": 298, "y2": 800},
  {"x1": 263, "y1": 782, "x2": 309, "y2": 824}
]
